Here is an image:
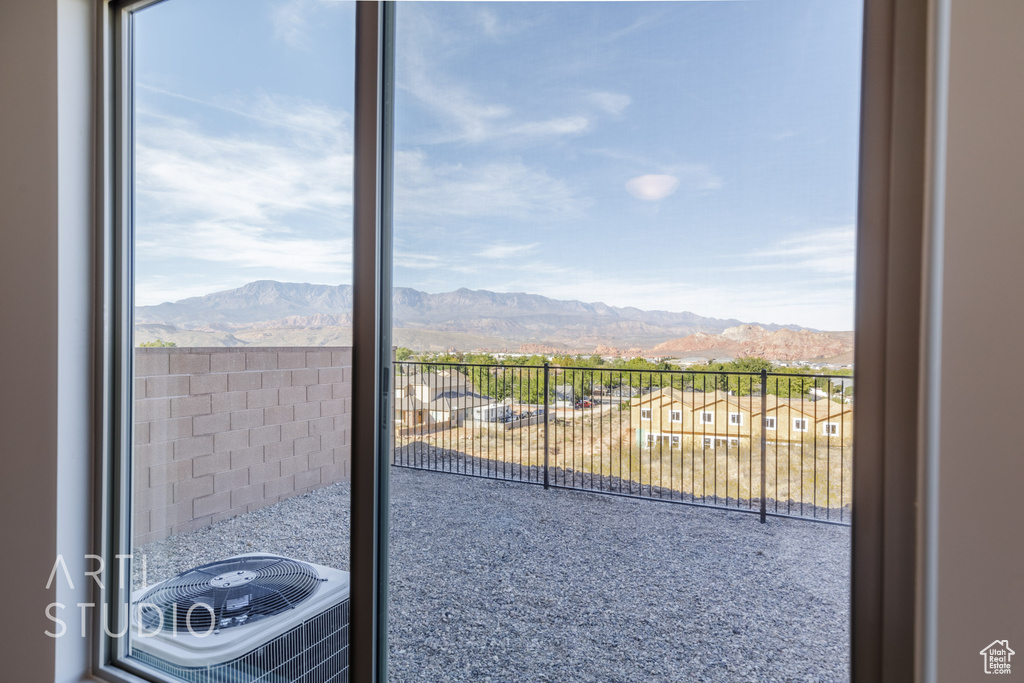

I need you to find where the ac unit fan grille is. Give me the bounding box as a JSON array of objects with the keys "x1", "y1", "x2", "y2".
[{"x1": 138, "y1": 555, "x2": 321, "y2": 633}]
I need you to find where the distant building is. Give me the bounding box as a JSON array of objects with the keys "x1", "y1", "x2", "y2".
[
  {"x1": 629, "y1": 386, "x2": 853, "y2": 448},
  {"x1": 394, "y1": 370, "x2": 492, "y2": 430}
]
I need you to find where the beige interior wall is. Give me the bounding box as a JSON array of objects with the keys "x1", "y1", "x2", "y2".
[{"x1": 933, "y1": 0, "x2": 1024, "y2": 679}]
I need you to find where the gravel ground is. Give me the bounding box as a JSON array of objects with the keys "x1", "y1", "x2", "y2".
[{"x1": 135, "y1": 463, "x2": 850, "y2": 682}]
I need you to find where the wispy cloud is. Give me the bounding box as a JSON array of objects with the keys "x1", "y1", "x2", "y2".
[
  {"x1": 394, "y1": 149, "x2": 589, "y2": 221},
  {"x1": 133, "y1": 92, "x2": 353, "y2": 304},
  {"x1": 271, "y1": 0, "x2": 348, "y2": 49},
  {"x1": 397, "y1": 7, "x2": 592, "y2": 146},
  {"x1": 589, "y1": 148, "x2": 723, "y2": 192},
  {"x1": 587, "y1": 91, "x2": 632, "y2": 116},
  {"x1": 625, "y1": 174, "x2": 680, "y2": 201},
  {"x1": 400, "y1": 60, "x2": 590, "y2": 146},
  {"x1": 476, "y1": 243, "x2": 540, "y2": 260},
  {"x1": 739, "y1": 227, "x2": 856, "y2": 278}
]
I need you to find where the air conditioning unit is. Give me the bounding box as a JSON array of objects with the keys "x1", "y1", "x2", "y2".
[{"x1": 129, "y1": 553, "x2": 349, "y2": 683}]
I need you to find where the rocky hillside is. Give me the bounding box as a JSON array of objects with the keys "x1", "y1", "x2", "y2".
[
  {"x1": 650, "y1": 325, "x2": 853, "y2": 361},
  {"x1": 135, "y1": 280, "x2": 852, "y2": 361}
]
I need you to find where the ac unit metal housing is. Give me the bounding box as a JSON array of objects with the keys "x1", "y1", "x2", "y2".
[{"x1": 129, "y1": 553, "x2": 349, "y2": 683}]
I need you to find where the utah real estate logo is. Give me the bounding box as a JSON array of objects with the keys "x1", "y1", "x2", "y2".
[{"x1": 979, "y1": 640, "x2": 1014, "y2": 675}]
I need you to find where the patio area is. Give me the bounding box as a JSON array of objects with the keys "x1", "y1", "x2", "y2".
[{"x1": 135, "y1": 465, "x2": 850, "y2": 682}]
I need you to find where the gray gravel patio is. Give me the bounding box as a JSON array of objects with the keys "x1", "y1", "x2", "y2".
[{"x1": 135, "y1": 465, "x2": 850, "y2": 682}]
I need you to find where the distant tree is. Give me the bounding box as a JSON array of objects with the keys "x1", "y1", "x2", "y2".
[
  {"x1": 394, "y1": 347, "x2": 415, "y2": 361},
  {"x1": 138, "y1": 339, "x2": 176, "y2": 348}
]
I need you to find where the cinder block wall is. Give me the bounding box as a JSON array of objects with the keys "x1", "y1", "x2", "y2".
[{"x1": 133, "y1": 347, "x2": 352, "y2": 546}]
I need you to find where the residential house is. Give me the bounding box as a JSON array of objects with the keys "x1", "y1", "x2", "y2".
[
  {"x1": 630, "y1": 387, "x2": 759, "y2": 449},
  {"x1": 394, "y1": 371, "x2": 493, "y2": 431},
  {"x1": 632, "y1": 388, "x2": 853, "y2": 448}
]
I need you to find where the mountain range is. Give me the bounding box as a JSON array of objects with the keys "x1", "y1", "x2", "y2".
[{"x1": 135, "y1": 280, "x2": 853, "y2": 362}]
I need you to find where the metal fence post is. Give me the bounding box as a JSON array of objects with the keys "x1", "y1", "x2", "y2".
[
  {"x1": 760, "y1": 369, "x2": 768, "y2": 523},
  {"x1": 543, "y1": 362, "x2": 550, "y2": 489}
]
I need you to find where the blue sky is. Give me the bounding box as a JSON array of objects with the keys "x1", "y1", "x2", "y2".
[{"x1": 134, "y1": 0, "x2": 863, "y2": 331}]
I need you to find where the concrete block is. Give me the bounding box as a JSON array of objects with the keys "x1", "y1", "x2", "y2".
[
  {"x1": 169, "y1": 352, "x2": 210, "y2": 375},
  {"x1": 321, "y1": 462, "x2": 348, "y2": 484},
  {"x1": 230, "y1": 483, "x2": 265, "y2": 509},
  {"x1": 145, "y1": 375, "x2": 190, "y2": 398},
  {"x1": 330, "y1": 349, "x2": 352, "y2": 366},
  {"x1": 149, "y1": 460, "x2": 191, "y2": 487},
  {"x1": 332, "y1": 382, "x2": 352, "y2": 399},
  {"x1": 136, "y1": 398, "x2": 171, "y2": 422},
  {"x1": 173, "y1": 435, "x2": 214, "y2": 461},
  {"x1": 192, "y1": 452, "x2": 231, "y2": 478},
  {"x1": 249, "y1": 461, "x2": 281, "y2": 484},
  {"x1": 209, "y1": 351, "x2": 246, "y2": 373},
  {"x1": 318, "y1": 367, "x2": 345, "y2": 383},
  {"x1": 263, "y1": 405, "x2": 294, "y2": 424},
  {"x1": 214, "y1": 468, "x2": 249, "y2": 493},
  {"x1": 230, "y1": 408, "x2": 264, "y2": 431},
  {"x1": 260, "y1": 369, "x2": 292, "y2": 389},
  {"x1": 227, "y1": 371, "x2": 262, "y2": 392},
  {"x1": 246, "y1": 388, "x2": 279, "y2": 409},
  {"x1": 135, "y1": 441, "x2": 174, "y2": 468},
  {"x1": 245, "y1": 352, "x2": 278, "y2": 371},
  {"x1": 193, "y1": 491, "x2": 232, "y2": 518},
  {"x1": 134, "y1": 510, "x2": 150, "y2": 536},
  {"x1": 321, "y1": 429, "x2": 345, "y2": 449},
  {"x1": 294, "y1": 435, "x2": 321, "y2": 456},
  {"x1": 277, "y1": 351, "x2": 306, "y2": 369},
  {"x1": 250, "y1": 424, "x2": 282, "y2": 447},
  {"x1": 305, "y1": 383, "x2": 332, "y2": 402},
  {"x1": 280, "y1": 454, "x2": 309, "y2": 477},
  {"x1": 321, "y1": 399, "x2": 345, "y2": 416},
  {"x1": 290, "y1": 368, "x2": 319, "y2": 386},
  {"x1": 135, "y1": 484, "x2": 173, "y2": 512},
  {"x1": 294, "y1": 401, "x2": 320, "y2": 421},
  {"x1": 265, "y1": 441, "x2": 294, "y2": 461},
  {"x1": 192, "y1": 412, "x2": 230, "y2": 436},
  {"x1": 152, "y1": 500, "x2": 192, "y2": 532},
  {"x1": 229, "y1": 446, "x2": 265, "y2": 470},
  {"x1": 174, "y1": 475, "x2": 214, "y2": 503},
  {"x1": 264, "y1": 475, "x2": 295, "y2": 499},
  {"x1": 214, "y1": 429, "x2": 249, "y2": 453},
  {"x1": 294, "y1": 468, "x2": 321, "y2": 491},
  {"x1": 212, "y1": 391, "x2": 248, "y2": 414},
  {"x1": 308, "y1": 416, "x2": 334, "y2": 436},
  {"x1": 134, "y1": 351, "x2": 170, "y2": 377},
  {"x1": 134, "y1": 422, "x2": 150, "y2": 445},
  {"x1": 306, "y1": 350, "x2": 333, "y2": 367},
  {"x1": 170, "y1": 395, "x2": 211, "y2": 418},
  {"x1": 135, "y1": 377, "x2": 147, "y2": 399},
  {"x1": 278, "y1": 386, "x2": 307, "y2": 406},
  {"x1": 189, "y1": 373, "x2": 228, "y2": 395},
  {"x1": 309, "y1": 448, "x2": 333, "y2": 470},
  {"x1": 281, "y1": 421, "x2": 308, "y2": 441}
]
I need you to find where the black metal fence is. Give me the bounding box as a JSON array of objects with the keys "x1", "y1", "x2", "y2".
[{"x1": 392, "y1": 361, "x2": 853, "y2": 524}]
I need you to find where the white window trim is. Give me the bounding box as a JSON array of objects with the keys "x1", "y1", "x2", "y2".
[
  {"x1": 640, "y1": 408, "x2": 652, "y2": 420},
  {"x1": 793, "y1": 418, "x2": 808, "y2": 432},
  {"x1": 823, "y1": 422, "x2": 840, "y2": 436},
  {"x1": 669, "y1": 410, "x2": 682, "y2": 423},
  {"x1": 729, "y1": 411, "x2": 743, "y2": 426},
  {"x1": 700, "y1": 411, "x2": 714, "y2": 425},
  {"x1": 766, "y1": 416, "x2": 777, "y2": 430}
]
